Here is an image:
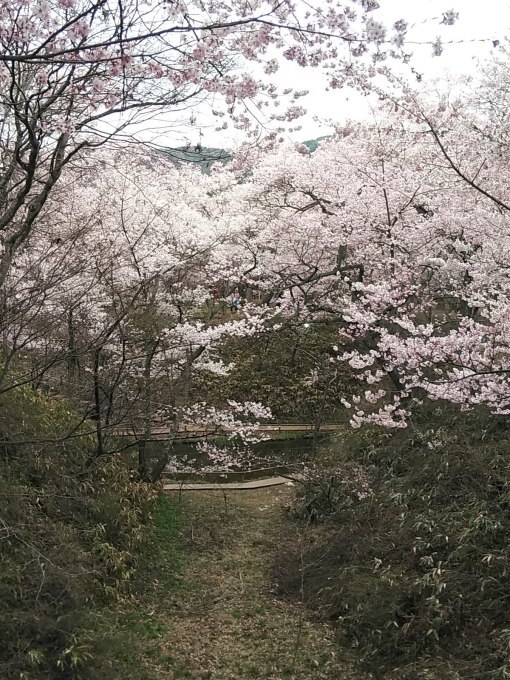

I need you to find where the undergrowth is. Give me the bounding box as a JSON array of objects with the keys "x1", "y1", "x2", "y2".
[
  {"x1": 277, "y1": 404, "x2": 510, "y2": 679},
  {"x1": 0, "y1": 382, "x2": 181, "y2": 679},
  {"x1": 101, "y1": 495, "x2": 183, "y2": 680}
]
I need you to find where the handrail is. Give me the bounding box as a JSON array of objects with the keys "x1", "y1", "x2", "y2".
[{"x1": 112, "y1": 422, "x2": 345, "y2": 437}]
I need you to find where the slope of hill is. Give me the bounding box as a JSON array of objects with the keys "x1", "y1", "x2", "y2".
[
  {"x1": 161, "y1": 146, "x2": 232, "y2": 172},
  {"x1": 160, "y1": 136, "x2": 328, "y2": 173}
]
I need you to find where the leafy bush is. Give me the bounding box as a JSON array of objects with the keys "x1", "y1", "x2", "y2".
[
  {"x1": 278, "y1": 405, "x2": 510, "y2": 679},
  {"x1": 0, "y1": 384, "x2": 159, "y2": 679},
  {"x1": 193, "y1": 323, "x2": 355, "y2": 423},
  {"x1": 289, "y1": 461, "x2": 373, "y2": 522}
]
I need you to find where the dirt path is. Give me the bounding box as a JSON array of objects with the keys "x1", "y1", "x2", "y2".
[{"x1": 145, "y1": 486, "x2": 359, "y2": 680}]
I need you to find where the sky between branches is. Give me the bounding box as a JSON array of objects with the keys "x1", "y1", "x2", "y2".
[{"x1": 152, "y1": 0, "x2": 510, "y2": 150}]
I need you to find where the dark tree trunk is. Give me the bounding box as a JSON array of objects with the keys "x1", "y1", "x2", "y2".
[
  {"x1": 150, "y1": 449, "x2": 169, "y2": 483},
  {"x1": 137, "y1": 439, "x2": 151, "y2": 482},
  {"x1": 67, "y1": 307, "x2": 78, "y2": 383}
]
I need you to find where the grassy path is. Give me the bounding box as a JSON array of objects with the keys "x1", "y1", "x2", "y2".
[{"x1": 140, "y1": 486, "x2": 359, "y2": 680}]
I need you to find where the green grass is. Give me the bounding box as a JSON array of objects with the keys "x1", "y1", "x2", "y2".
[
  {"x1": 152, "y1": 496, "x2": 181, "y2": 560},
  {"x1": 122, "y1": 607, "x2": 169, "y2": 640},
  {"x1": 143, "y1": 495, "x2": 183, "y2": 590},
  {"x1": 89, "y1": 495, "x2": 184, "y2": 678}
]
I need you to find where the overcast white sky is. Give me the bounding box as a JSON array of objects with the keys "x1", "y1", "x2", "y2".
[
  {"x1": 295, "y1": 0, "x2": 510, "y2": 136},
  {"x1": 150, "y1": 0, "x2": 510, "y2": 149}
]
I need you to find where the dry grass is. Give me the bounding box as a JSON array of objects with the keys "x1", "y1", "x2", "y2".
[{"x1": 142, "y1": 486, "x2": 362, "y2": 679}]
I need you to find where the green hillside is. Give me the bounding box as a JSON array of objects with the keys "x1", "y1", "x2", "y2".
[{"x1": 161, "y1": 136, "x2": 327, "y2": 173}]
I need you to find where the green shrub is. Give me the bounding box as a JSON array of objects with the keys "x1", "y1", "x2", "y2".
[
  {"x1": 193, "y1": 323, "x2": 355, "y2": 423},
  {"x1": 279, "y1": 405, "x2": 510, "y2": 679},
  {"x1": 0, "y1": 384, "x2": 159, "y2": 679}
]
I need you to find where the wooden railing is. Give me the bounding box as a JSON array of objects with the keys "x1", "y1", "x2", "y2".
[{"x1": 112, "y1": 422, "x2": 345, "y2": 439}]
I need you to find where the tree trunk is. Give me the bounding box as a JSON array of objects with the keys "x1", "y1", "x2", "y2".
[
  {"x1": 137, "y1": 439, "x2": 151, "y2": 482},
  {"x1": 67, "y1": 307, "x2": 78, "y2": 383}
]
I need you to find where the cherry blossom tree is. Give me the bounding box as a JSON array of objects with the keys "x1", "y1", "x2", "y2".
[
  {"x1": 0, "y1": 0, "x2": 482, "y2": 465},
  {"x1": 10, "y1": 52, "x2": 510, "y2": 450},
  {"x1": 207, "y1": 64, "x2": 510, "y2": 428},
  {"x1": 2, "y1": 142, "x2": 277, "y2": 479},
  {"x1": 0, "y1": 0, "x2": 462, "y2": 291}
]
